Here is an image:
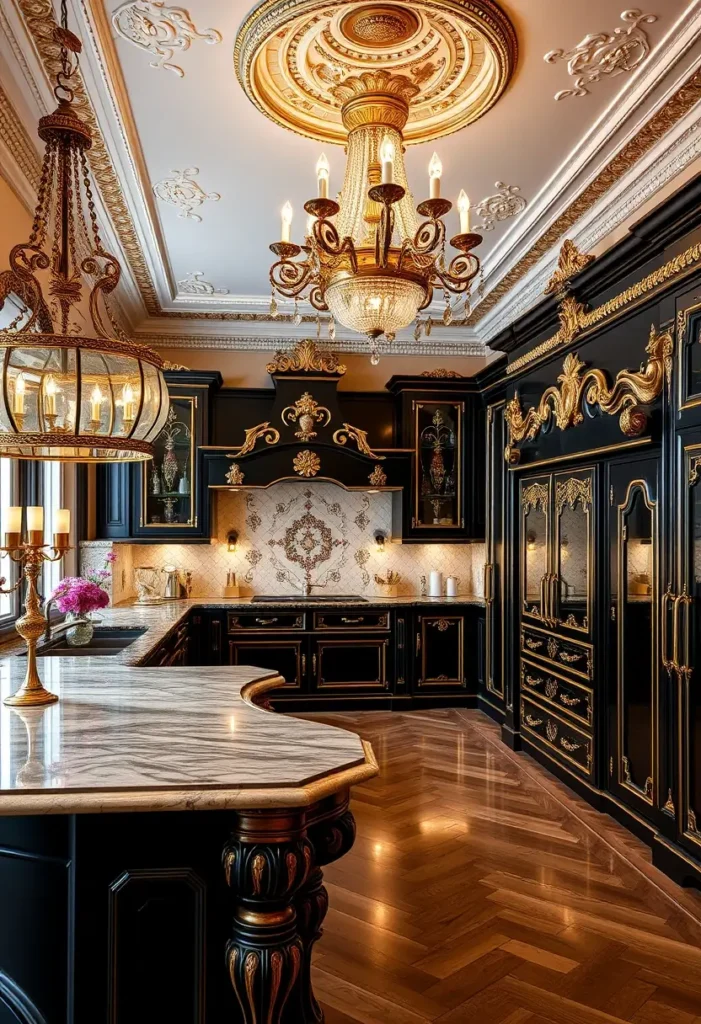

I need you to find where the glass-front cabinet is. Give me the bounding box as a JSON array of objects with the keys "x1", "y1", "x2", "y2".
[
  {"x1": 140, "y1": 396, "x2": 196, "y2": 531},
  {"x1": 413, "y1": 400, "x2": 463, "y2": 531}
]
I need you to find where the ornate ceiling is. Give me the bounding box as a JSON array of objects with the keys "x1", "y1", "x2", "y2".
[{"x1": 0, "y1": 0, "x2": 699, "y2": 357}]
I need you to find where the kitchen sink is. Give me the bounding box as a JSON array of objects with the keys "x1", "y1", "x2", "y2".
[
  {"x1": 251, "y1": 595, "x2": 368, "y2": 603},
  {"x1": 18, "y1": 627, "x2": 147, "y2": 658}
]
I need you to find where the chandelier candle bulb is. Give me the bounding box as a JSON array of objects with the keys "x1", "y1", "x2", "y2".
[
  {"x1": 90, "y1": 385, "x2": 103, "y2": 426},
  {"x1": 380, "y1": 136, "x2": 395, "y2": 185},
  {"x1": 122, "y1": 383, "x2": 136, "y2": 426},
  {"x1": 13, "y1": 372, "x2": 26, "y2": 416},
  {"x1": 458, "y1": 189, "x2": 471, "y2": 233},
  {"x1": 429, "y1": 153, "x2": 442, "y2": 199},
  {"x1": 43, "y1": 375, "x2": 58, "y2": 417},
  {"x1": 281, "y1": 201, "x2": 293, "y2": 242},
  {"x1": 316, "y1": 153, "x2": 330, "y2": 199}
]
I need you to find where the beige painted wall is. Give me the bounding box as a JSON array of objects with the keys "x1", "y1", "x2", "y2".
[
  {"x1": 153, "y1": 346, "x2": 492, "y2": 390},
  {"x1": 0, "y1": 176, "x2": 32, "y2": 252}
]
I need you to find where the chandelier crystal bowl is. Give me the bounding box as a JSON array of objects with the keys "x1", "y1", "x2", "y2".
[{"x1": 0, "y1": 18, "x2": 167, "y2": 462}]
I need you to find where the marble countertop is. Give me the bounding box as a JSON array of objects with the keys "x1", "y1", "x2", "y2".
[{"x1": 0, "y1": 601, "x2": 378, "y2": 816}]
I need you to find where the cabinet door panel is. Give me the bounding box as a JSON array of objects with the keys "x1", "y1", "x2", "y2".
[
  {"x1": 413, "y1": 400, "x2": 463, "y2": 531},
  {"x1": 681, "y1": 440, "x2": 701, "y2": 853},
  {"x1": 485, "y1": 400, "x2": 506, "y2": 701},
  {"x1": 416, "y1": 615, "x2": 465, "y2": 688},
  {"x1": 311, "y1": 638, "x2": 390, "y2": 691},
  {"x1": 228, "y1": 639, "x2": 304, "y2": 690},
  {"x1": 553, "y1": 470, "x2": 594, "y2": 636},
  {"x1": 677, "y1": 295, "x2": 701, "y2": 412},
  {"x1": 610, "y1": 462, "x2": 659, "y2": 812},
  {"x1": 520, "y1": 476, "x2": 550, "y2": 624}
]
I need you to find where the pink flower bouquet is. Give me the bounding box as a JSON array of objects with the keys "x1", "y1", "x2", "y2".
[{"x1": 51, "y1": 577, "x2": 110, "y2": 615}]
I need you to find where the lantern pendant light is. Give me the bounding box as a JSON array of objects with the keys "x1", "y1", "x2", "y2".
[{"x1": 0, "y1": 0, "x2": 168, "y2": 462}]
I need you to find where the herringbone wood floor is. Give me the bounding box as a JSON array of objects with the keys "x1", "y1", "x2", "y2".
[{"x1": 301, "y1": 708, "x2": 701, "y2": 1024}]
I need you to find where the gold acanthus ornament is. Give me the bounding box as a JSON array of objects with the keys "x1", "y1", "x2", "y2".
[
  {"x1": 368, "y1": 464, "x2": 388, "y2": 486},
  {"x1": 544, "y1": 239, "x2": 595, "y2": 296},
  {"x1": 282, "y1": 392, "x2": 331, "y2": 441},
  {"x1": 293, "y1": 450, "x2": 321, "y2": 477},
  {"x1": 504, "y1": 325, "x2": 673, "y2": 463},
  {"x1": 225, "y1": 463, "x2": 245, "y2": 485},
  {"x1": 229, "y1": 422, "x2": 281, "y2": 457},
  {"x1": 555, "y1": 476, "x2": 592, "y2": 514},
  {"x1": 333, "y1": 423, "x2": 385, "y2": 460},
  {"x1": 266, "y1": 340, "x2": 346, "y2": 376}
]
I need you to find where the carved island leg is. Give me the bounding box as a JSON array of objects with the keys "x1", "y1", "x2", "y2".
[
  {"x1": 286, "y1": 795, "x2": 357, "y2": 1023},
  {"x1": 224, "y1": 809, "x2": 312, "y2": 1023}
]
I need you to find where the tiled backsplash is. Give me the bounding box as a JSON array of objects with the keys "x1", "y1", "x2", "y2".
[{"x1": 81, "y1": 484, "x2": 486, "y2": 602}]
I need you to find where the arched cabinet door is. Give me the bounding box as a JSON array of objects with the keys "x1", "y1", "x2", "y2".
[
  {"x1": 678, "y1": 437, "x2": 701, "y2": 859},
  {"x1": 519, "y1": 475, "x2": 550, "y2": 627},
  {"x1": 608, "y1": 460, "x2": 660, "y2": 819}
]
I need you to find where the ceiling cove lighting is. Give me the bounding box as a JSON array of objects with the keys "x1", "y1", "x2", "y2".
[{"x1": 0, "y1": 4, "x2": 168, "y2": 462}]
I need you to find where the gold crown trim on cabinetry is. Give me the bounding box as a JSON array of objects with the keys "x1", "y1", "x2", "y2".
[
  {"x1": 266, "y1": 341, "x2": 347, "y2": 376},
  {"x1": 505, "y1": 325, "x2": 673, "y2": 463},
  {"x1": 544, "y1": 240, "x2": 595, "y2": 297}
]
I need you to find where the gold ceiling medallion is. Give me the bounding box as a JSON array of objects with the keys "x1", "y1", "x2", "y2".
[
  {"x1": 0, "y1": 18, "x2": 167, "y2": 463},
  {"x1": 504, "y1": 326, "x2": 673, "y2": 463},
  {"x1": 230, "y1": 422, "x2": 281, "y2": 457},
  {"x1": 555, "y1": 477, "x2": 592, "y2": 514},
  {"x1": 420, "y1": 369, "x2": 463, "y2": 378},
  {"x1": 225, "y1": 463, "x2": 245, "y2": 485},
  {"x1": 333, "y1": 423, "x2": 385, "y2": 460},
  {"x1": 368, "y1": 465, "x2": 388, "y2": 486},
  {"x1": 266, "y1": 340, "x2": 347, "y2": 376},
  {"x1": 293, "y1": 450, "x2": 321, "y2": 477},
  {"x1": 234, "y1": 0, "x2": 517, "y2": 146},
  {"x1": 282, "y1": 392, "x2": 331, "y2": 441},
  {"x1": 544, "y1": 239, "x2": 595, "y2": 297}
]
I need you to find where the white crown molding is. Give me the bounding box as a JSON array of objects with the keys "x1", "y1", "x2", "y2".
[
  {"x1": 138, "y1": 330, "x2": 489, "y2": 357},
  {"x1": 479, "y1": 103, "x2": 701, "y2": 340},
  {"x1": 477, "y1": 2, "x2": 701, "y2": 306}
]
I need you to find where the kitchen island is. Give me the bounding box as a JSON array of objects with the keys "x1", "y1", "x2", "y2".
[{"x1": 0, "y1": 604, "x2": 378, "y2": 1024}]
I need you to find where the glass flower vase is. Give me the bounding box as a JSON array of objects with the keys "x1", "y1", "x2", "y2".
[{"x1": 65, "y1": 612, "x2": 95, "y2": 647}]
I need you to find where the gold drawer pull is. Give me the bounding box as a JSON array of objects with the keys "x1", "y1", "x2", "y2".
[
  {"x1": 312, "y1": 653, "x2": 317, "y2": 675},
  {"x1": 561, "y1": 737, "x2": 584, "y2": 752},
  {"x1": 525, "y1": 674, "x2": 542, "y2": 688},
  {"x1": 341, "y1": 616, "x2": 364, "y2": 624},
  {"x1": 301, "y1": 653, "x2": 306, "y2": 676},
  {"x1": 525, "y1": 714, "x2": 543, "y2": 727},
  {"x1": 255, "y1": 617, "x2": 279, "y2": 626},
  {"x1": 525, "y1": 637, "x2": 543, "y2": 650},
  {"x1": 560, "y1": 693, "x2": 582, "y2": 707},
  {"x1": 558, "y1": 650, "x2": 583, "y2": 663}
]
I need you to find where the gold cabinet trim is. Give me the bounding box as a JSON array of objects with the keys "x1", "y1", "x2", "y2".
[
  {"x1": 418, "y1": 615, "x2": 465, "y2": 687},
  {"x1": 520, "y1": 624, "x2": 593, "y2": 681},
  {"x1": 504, "y1": 326, "x2": 673, "y2": 464},
  {"x1": 520, "y1": 694, "x2": 593, "y2": 777},
  {"x1": 313, "y1": 638, "x2": 389, "y2": 690},
  {"x1": 520, "y1": 657, "x2": 593, "y2": 728}
]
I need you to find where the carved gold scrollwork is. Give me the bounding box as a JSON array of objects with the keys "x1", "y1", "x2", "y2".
[
  {"x1": 266, "y1": 340, "x2": 347, "y2": 375},
  {"x1": 546, "y1": 721, "x2": 558, "y2": 742},
  {"x1": 429, "y1": 619, "x2": 451, "y2": 631},
  {"x1": 560, "y1": 737, "x2": 583, "y2": 752},
  {"x1": 522, "y1": 482, "x2": 548, "y2": 513},
  {"x1": 229, "y1": 422, "x2": 281, "y2": 457},
  {"x1": 282, "y1": 392, "x2": 331, "y2": 442},
  {"x1": 225, "y1": 463, "x2": 244, "y2": 485},
  {"x1": 555, "y1": 477, "x2": 592, "y2": 514},
  {"x1": 690, "y1": 456, "x2": 701, "y2": 486},
  {"x1": 333, "y1": 423, "x2": 385, "y2": 460},
  {"x1": 293, "y1": 450, "x2": 320, "y2": 477},
  {"x1": 504, "y1": 325, "x2": 673, "y2": 462},
  {"x1": 368, "y1": 465, "x2": 388, "y2": 486},
  {"x1": 544, "y1": 239, "x2": 595, "y2": 297}
]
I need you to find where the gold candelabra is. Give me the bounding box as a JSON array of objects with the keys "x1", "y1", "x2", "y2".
[{"x1": 1, "y1": 509, "x2": 71, "y2": 707}]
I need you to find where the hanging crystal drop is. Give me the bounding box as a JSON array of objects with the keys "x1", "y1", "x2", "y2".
[
  {"x1": 464, "y1": 293, "x2": 471, "y2": 318},
  {"x1": 328, "y1": 316, "x2": 336, "y2": 340},
  {"x1": 269, "y1": 291, "x2": 279, "y2": 318},
  {"x1": 443, "y1": 299, "x2": 453, "y2": 326},
  {"x1": 370, "y1": 349, "x2": 380, "y2": 366},
  {"x1": 425, "y1": 316, "x2": 432, "y2": 337},
  {"x1": 414, "y1": 319, "x2": 423, "y2": 341},
  {"x1": 293, "y1": 299, "x2": 302, "y2": 327},
  {"x1": 478, "y1": 269, "x2": 485, "y2": 299},
  {"x1": 385, "y1": 332, "x2": 395, "y2": 344}
]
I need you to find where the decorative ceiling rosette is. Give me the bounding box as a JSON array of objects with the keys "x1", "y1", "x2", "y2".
[{"x1": 235, "y1": 0, "x2": 517, "y2": 145}]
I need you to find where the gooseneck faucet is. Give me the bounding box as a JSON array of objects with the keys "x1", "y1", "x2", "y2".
[{"x1": 43, "y1": 596, "x2": 89, "y2": 643}]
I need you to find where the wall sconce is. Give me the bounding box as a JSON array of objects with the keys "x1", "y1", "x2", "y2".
[
  {"x1": 227, "y1": 530, "x2": 238, "y2": 553},
  {"x1": 374, "y1": 531, "x2": 386, "y2": 552}
]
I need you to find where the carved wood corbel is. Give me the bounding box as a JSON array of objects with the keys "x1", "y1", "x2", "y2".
[{"x1": 504, "y1": 324, "x2": 673, "y2": 463}]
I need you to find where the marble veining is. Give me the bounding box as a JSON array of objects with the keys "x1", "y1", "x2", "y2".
[{"x1": 0, "y1": 603, "x2": 378, "y2": 815}]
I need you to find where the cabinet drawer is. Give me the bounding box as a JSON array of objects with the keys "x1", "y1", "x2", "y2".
[
  {"x1": 312, "y1": 638, "x2": 389, "y2": 691},
  {"x1": 520, "y1": 624, "x2": 592, "y2": 681},
  {"x1": 520, "y1": 658, "x2": 593, "y2": 729},
  {"x1": 313, "y1": 611, "x2": 389, "y2": 631},
  {"x1": 228, "y1": 612, "x2": 305, "y2": 632},
  {"x1": 228, "y1": 639, "x2": 304, "y2": 689},
  {"x1": 520, "y1": 694, "x2": 593, "y2": 778}
]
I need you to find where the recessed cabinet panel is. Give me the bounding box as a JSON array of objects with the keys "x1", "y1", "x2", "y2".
[
  {"x1": 681, "y1": 441, "x2": 701, "y2": 854},
  {"x1": 610, "y1": 468, "x2": 658, "y2": 810},
  {"x1": 416, "y1": 616, "x2": 465, "y2": 688},
  {"x1": 228, "y1": 639, "x2": 304, "y2": 690},
  {"x1": 312, "y1": 638, "x2": 389, "y2": 690},
  {"x1": 521, "y1": 477, "x2": 549, "y2": 623},
  {"x1": 678, "y1": 299, "x2": 701, "y2": 411},
  {"x1": 414, "y1": 401, "x2": 463, "y2": 530}
]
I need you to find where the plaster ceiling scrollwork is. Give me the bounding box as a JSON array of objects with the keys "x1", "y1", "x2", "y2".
[
  {"x1": 177, "y1": 271, "x2": 229, "y2": 296},
  {"x1": 473, "y1": 182, "x2": 528, "y2": 232},
  {"x1": 152, "y1": 168, "x2": 221, "y2": 221},
  {"x1": 111, "y1": 0, "x2": 222, "y2": 77},
  {"x1": 544, "y1": 9, "x2": 659, "y2": 101}
]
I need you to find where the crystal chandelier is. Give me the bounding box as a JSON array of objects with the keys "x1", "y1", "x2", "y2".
[
  {"x1": 268, "y1": 71, "x2": 483, "y2": 363},
  {"x1": 0, "y1": 4, "x2": 168, "y2": 461}
]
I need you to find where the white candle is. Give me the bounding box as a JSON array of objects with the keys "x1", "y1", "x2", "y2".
[
  {"x1": 13, "y1": 372, "x2": 25, "y2": 415},
  {"x1": 429, "y1": 152, "x2": 442, "y2": 199},
  {"x1": 457, "y1": 189, "x2": 470, "y2": 234},
  {"x1": 90, "y1": 384, "x2": 103, "y2": 423},
  {"x1": 55, "y1": 509, "x2": 70, "y2": 535},
  {"x1": 26, "y1": 506, "x2": 44, "y2": 533},
  {"x1": 281, "y1": 201, "x2": 293, "y2": 243},
  {"x1": 316, "y1": 153, "x2": 329, "y2": 199},
  {"x1": 43, "y1": 374, "x2": 58, "y2": 416},
  {"x1": 122, "y1": 383, "x2": 135, "y2": 422},
  {"x1": 4, "y1": 507, "x2": 21, "y2": 534},
  {"x1": 380, "y1": 135, "x2": 395, "y2": 185}
]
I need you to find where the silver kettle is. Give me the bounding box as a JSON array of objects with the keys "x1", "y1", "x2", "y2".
[{"x1": 162, "y1": 565, "x2": 188, "y2": 599}]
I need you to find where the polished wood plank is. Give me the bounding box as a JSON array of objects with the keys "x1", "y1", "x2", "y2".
[{"x1": 298, "y1": 709, "x2": 701, "y2": 1023}]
